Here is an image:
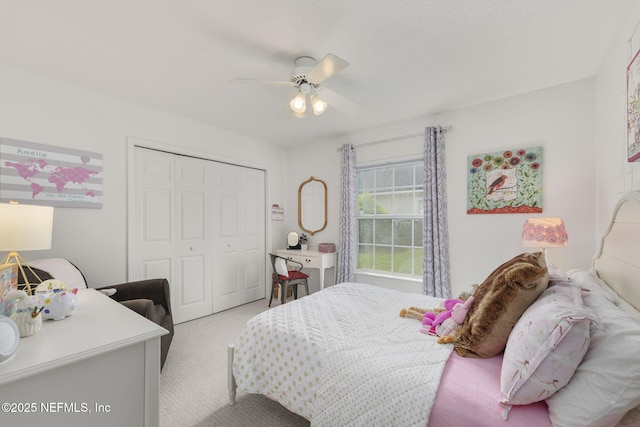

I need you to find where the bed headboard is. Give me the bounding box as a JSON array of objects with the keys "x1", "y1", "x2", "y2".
[{"x1": 593, "y1": 191, "x2": 640, "y2": 311}]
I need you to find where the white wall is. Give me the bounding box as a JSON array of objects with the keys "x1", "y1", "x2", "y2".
[
  {"x1": 0, "y1": 65, "x2": 287, "y2": 288},
  {"x1": 288, "y1": 79, "x2": 596, "y2": 298},
  {"x1": 595, "y1": 2, "x2": 640, "y2": 238}
]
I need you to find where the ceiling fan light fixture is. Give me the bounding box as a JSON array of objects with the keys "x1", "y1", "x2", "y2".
[
  {"x1": 310, "y1": 96, "x2": 328, "y2": 115},
  {"x1": 290, "y1": 91, "x2": 306, "y2": 114},
  {"x1": 233, "y1": 53, "x2": 357, "y2": 119}
]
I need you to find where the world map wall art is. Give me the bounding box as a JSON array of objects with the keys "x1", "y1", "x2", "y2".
[
  {"x1": 467, "y1": 146, "x2": 543, "y2": 214},
  {"x1": 0, "y1": 137, "x2": 102, "y2": 208}
]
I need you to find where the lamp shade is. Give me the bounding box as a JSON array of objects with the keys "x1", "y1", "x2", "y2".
[
  {"x1": 521, "y1": 217, "x2": 568, "y2": 248},
  {"x1": 0, "y1": 203, "x2": 54, "y2": 251}
]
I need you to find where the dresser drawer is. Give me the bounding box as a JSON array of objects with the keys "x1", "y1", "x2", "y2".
[{"x1": 283, "y1": 254, "x2": 321, "y2": 269}]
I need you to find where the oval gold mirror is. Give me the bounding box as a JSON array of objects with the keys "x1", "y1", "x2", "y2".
[{"x1": 298, "y1": 176, "x2": 327, "y2": 236}]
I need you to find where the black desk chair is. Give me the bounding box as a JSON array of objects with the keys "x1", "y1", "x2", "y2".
[{"x1": 268, "y1": 253, "x2": 310, "y2": 306}]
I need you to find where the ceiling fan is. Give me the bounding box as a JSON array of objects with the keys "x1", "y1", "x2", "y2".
[{"x1": 232, "y1": 54, "x2": 359, "y2": 119}]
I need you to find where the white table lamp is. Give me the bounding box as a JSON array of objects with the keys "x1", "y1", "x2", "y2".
[{"x1": 0, "y1": 202, "x2": 54, "y2": 294}]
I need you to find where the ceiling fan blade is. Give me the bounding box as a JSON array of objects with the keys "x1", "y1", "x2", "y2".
[
  {"x1": 318, "y1": 87, "x2": 359, "y2": 117},
  {"x1": 306, "y1": 54, "x2": 349, "y2": 84},
  {"x1": 231, "y1": 78, "x2": 296, "y2": 87}
]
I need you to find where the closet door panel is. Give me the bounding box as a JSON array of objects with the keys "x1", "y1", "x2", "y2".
[
  {"x1": 220, "y1": 194, "x2": 238, "y2": 237},
  {"x1": 243, "y1": 248, "x2": 261, "y2": 292},
  {"x1": 240, "y1": 167, "x2": 266, "y2": 301},
  {"x1": 132, "y1": 148, "x2": 174, "y2": 288},
  {"x1": 180, "y1": 255, "x2": 205, "y2": 305},
  {"x1": 142, "y1": 259, "x2": 172, "y2": 281},
  {"x1": 143, "y1": 190, "x2": 171, "y2": 242},
  {"x1": 212, "y1": 164, "x2": 265, "y2": 313},
  {"x1": 219, "y1": 251, "x2": 240, "y2": 296},
  {"x1": 173, "y1": 156, "x2": 213, "y2": 323},
  {"x1": 214, "y1": 179, "x2": 243, "y2": 309}
]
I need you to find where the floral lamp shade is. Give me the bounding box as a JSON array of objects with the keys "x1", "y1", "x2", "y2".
[{"x1": 522, "y1": 218, "x2": 568, "y2": 249}]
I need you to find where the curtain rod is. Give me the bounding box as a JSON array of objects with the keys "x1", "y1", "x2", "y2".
[{"x1": 337, "y1": 125, "x2": 452, "y2": 151}]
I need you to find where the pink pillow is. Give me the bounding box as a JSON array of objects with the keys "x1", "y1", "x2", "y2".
[{"x1": 500, "y1": 282, "x2": 597, "y2": 418}]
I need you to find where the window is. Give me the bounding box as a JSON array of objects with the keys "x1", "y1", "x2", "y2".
[{"x1": 357, "y1": 161, "x2": 423, "y2": 276}]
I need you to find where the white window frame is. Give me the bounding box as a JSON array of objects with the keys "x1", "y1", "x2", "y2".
[{"x1": 356, "y1": 159, "x2": 423, "y2": 279}]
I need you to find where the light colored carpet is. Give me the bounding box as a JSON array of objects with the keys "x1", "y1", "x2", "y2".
[{"x1": 160, "y1": 298, "x2": 310, "y2": 427}]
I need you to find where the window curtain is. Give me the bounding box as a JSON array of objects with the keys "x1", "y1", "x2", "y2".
[
  {"x1": 337, "y1": 143, "x2": 357, "y2": 283},
  {"x1": 423, "y1": 126, "x2": 451, "y2": 298}
]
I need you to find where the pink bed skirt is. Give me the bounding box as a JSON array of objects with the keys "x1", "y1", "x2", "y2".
[{"x1": 428, "y1": 352, "x2": 552, "y2": 426}]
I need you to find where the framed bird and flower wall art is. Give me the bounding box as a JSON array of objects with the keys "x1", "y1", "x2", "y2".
[
  {"x1": 627, "y1": 47, "x2": 640, "y2": 162},
  {"x1": 466, "y1": 146, "x2": 543, "y2": 214}
]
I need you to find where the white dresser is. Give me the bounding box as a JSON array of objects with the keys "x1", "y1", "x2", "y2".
[
  {"x1": 0, "y1": 288, "x2": 167, "y2": 427},
  {"x1": 277, "y1": 249, "x2": 337, "y2": 290}
]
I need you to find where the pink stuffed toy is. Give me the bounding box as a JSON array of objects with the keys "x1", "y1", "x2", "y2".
[{"x1": 420, "y1": 296, "x2": 475, "y2": 339}]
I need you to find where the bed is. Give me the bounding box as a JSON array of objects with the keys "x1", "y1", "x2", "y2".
[{"x1": 228, "y1": 191, "x2": 640, "y2": 426}]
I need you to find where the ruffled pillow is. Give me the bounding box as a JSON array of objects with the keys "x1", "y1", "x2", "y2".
[{"x1": 500, "y1": 281, "x2": 597, "y2": 418}]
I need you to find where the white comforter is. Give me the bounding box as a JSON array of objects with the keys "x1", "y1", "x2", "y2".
[{"x1": 233, "y1": 282, "x2": 453, "y2": 425}]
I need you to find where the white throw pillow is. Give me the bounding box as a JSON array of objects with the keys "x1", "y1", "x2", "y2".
[
  {"x1": 274, "y1": 258, "x2": 289, "y2": 277},
  {"x1": 545, "y1": 270, "x2": 640, "y2": 427}
]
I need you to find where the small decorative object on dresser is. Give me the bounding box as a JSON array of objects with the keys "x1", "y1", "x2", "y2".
[
  {"x1": 0, "y1": 263, "x2": 17, "y2": 299},
  {"x1": 9, "y1": 308, "x2": 42, "y2": 337},
  {"x1": 318, "y1": 243, "x2": 336, "y2": 253},
  {"x1": 287, "y1": 231, "x2": 301, "y2": 249},
  {"x1": 299, "y1": 233, "x2": 309, "y2": 250},
  {"x1": 0, "y1": 316, "x2": 19, "y2": 363}
]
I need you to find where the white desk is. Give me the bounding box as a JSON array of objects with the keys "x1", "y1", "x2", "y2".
[
  {"x1": 0, "y1": 289, "x2": 167, "y2": 427},
  {"x1": 277, "y1": 249, "x2": 337, "y2": 290}
]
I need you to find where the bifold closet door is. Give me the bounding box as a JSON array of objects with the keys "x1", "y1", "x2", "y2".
[{"x1": 131, "y1": 146, "x2": 265, "y2": 323}]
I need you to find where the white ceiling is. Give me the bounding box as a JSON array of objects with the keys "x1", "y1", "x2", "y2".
[{"x1": 0, "y1": 0, "x2": 631, "y2": 147}]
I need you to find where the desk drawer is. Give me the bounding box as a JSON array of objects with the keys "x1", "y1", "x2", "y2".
[{"x1": 281, "y1": 254, "x2": 321, "y2": 269}]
